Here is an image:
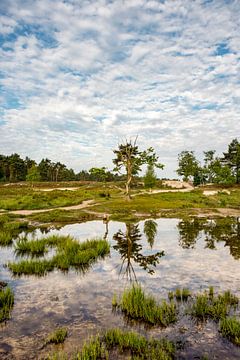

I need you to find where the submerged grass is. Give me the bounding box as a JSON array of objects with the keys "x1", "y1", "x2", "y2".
[
  {"x1": 46, "y1": 328, "x2": 68, "y2": 345},
  {"x1": 114, "y1": 285, "x2": 177, "y2": 326},
  {"x1": 8, "y1": 235, "x2": 110, "y2": 276},
  {"x1": 0, "y1": 287, "x2": 14, "y2": 323},
  {"x1": 219, "y1": 317, "x2": 240, "y2": 346}
]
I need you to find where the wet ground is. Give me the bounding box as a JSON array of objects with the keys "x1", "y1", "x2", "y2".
[{"x1": 0, "y1": 218, "x2": 240, "y2": 359}]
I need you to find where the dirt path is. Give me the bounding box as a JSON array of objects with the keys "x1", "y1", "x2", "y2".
[{"x1": 9, "y1": 199, "x2": 95, "y2": 216}]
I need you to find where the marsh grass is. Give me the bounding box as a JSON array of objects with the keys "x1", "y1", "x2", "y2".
[
  {"x1": 0, "y1": 217, "x2": 29, "y2": 247},
  {"x1": 8, "y1": 235, "x2": 110, "y2": 276},
  {"x1": 115, "y1": 285, "x2": 177, "y2": 326},
  {"x1": 219, "y1": 317, "x2": 240, "y2": 346},
  {"x1": 46, "y1": 328, "x2": 68, "y2": 345},
  {"x1": 28, "y1": 209, "x2": 98, "y2": 224},
  {"x1": 47, "y1": 329, "x2": 175, "y2": 360},
  {"x1": 78, "y1": 335, "x2": 108, "y2": 360},
  {"x1": 15, "y1": 237, "x2": 48, "y2": 256},
  {"x1": 190, "y1": 288, "x2": 239, "y2": 321},
  {"x1": 104, "y1": 328, "x2": 175, "y2": 359},
  {"x1": 0, "y1": 287, "x2": 14, "y2": 322}
]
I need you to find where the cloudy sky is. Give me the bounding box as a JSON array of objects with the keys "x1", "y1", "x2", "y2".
[{"x1": 0, "y1": 0, "x2": 239, "y2": 177}]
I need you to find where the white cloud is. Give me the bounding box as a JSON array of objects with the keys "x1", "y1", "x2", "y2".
[{"x1": 0, "y1": 0, "x2": 239, "y2": 177}]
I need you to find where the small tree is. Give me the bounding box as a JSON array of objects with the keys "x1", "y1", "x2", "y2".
[
  {"x1": 222, "y1": 138, "x2": 240, "y2": 184},
  {"x1": 144, "y1": 164, "x2": 157, "y2": 189},
  {"x1": 177, "y1": 151, "x2": 199, "y2": 182},
  {"x1": 26, "y1": 165, "x2": 41, "y2": 183},
  {"x1": 89, "y1": 167, "x2": 108, "y2": 182},
  {"x1": 113, "y1": 138, "x2": 164, "y2": 199}
]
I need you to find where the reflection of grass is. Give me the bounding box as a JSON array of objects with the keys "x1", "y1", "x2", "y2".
[
  {"x1": 47, "y1": 329, "x2": 175, "y2": 359},
  {"x1": 0, "y1": 287, "x2": 14, "y2": 323},
  {"x1": 8, "y1": 235, "x2": 110, "y2": 276},
  {"x1": 45, "y1": 328, "x2": 68, "y2": 345},
  {"x1": 114, "y1": 285, "x2": 177, "y2": 326},
  {"x1": 220, "y1": 317, "x2": 240, "y2": 346}
]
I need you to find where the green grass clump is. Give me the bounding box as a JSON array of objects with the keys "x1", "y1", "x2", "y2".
[
  {"x1": 78, "y1": 335, "x2": 109, "y2": 360},
  {"x1": 15, "y1": 237, "x2": 48, "y2": 256},
  {"x1": 8, "y1": 259, "x2": 55, "y2": 276},
  {"x1": 190, "y1": 288, "x2": 239, "y2": 321},
  {"x1": 219, "y1": 317, "x2": 240, "y2": 346},
  {"x1": 104, "y1": 328, "x2": 175, "y2": 359},
  {"x1": 47, "y1": 329, "x2": 175, "y2": 360},
  {"x1": 46, "y1": 328, "x2": 68, "y2": 345},
  {"x1": 115, "y1": 285, "x2": 177, "y2": 326},
  {"x1": 0, "y1": 287, "x2": 14, "y2": 322},
  {"x1": 8, "y1": 235, "x2": 110, "y2": 276}
]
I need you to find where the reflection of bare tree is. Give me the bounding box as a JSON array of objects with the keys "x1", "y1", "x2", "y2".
[
  {"x1": 177, "y1": 218, "x2": 240, "y2": 260},
  {"x1": 113, "y1": 223, "x2": 164, "y2": 281},
  {"x1": 178, "y1": 219, "x2": 203, "y2": 249},
  {"x1": 143, "y1": 220, "x2": 158, "y2": 248}
]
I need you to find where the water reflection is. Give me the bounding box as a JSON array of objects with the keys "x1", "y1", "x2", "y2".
[
  {"x1": 178, "y1": 218, "x2": 240, "y2": 260},
  {"x1": 143, "y1": 220, "x2": 158, "y2": 248},
  {"x1": 113, "y1": 222, "x2": 164, "y2": 281}
]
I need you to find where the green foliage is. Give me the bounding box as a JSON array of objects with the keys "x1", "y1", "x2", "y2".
[
  {"x1": 0, "y1": 287, "x2": 14, "y2": 322},
  {"x1": 144, "y1": 164, "x2": 157, "y2": 189},
  {"x1": 46, "y1": 328, "x2": 68, "y2": 345},
  {"x1": 177, "y1": 151, "x2": 199, "y2": 182},
  {"x1": 219, "y1": 317, "x2": 240, "y2": 346},
  {"x1": 222, "y1": 138, "x2": 240, "y2": 184},
  {"x1": 26, "y1": 165, "x2": 41, "y2": 182},
  {"x1": 113, "y1": 139, "x2": 163, "y2": 198},
  {"x1": 115, "y1": 285, "x2": 177, "y2": 326}
]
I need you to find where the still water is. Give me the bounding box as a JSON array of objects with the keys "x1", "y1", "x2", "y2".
[{"x1": 0, "y1": 218, "x2": 240, "y2": 359}]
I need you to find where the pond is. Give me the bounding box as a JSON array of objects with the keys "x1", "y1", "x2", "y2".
[{"x1": 0, "y1": 218, "x2": 240, "y2": 359}]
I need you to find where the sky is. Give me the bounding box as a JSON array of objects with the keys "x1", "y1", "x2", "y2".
[{"x1": 0, "y1": 0, "x2": 239, "y2": 178}]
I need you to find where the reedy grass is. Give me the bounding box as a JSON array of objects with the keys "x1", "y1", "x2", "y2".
[
  {"x1": 15, "y1": 237, "x2": 48, "y2": 256},
  {"x1": 190, "y1": 288, "x2": 239, "y2": 321},
  {"x1": 8, "y1": 235, "x2": 110, "y2": 276},
  {"x1": 114, "y1": 285, "x2": 177, "y2": 326},
  {"x1": 0, "y1": 287, "x2": 14, "y2": 322},
  {"x1": 219, "y1": 317, "x2": 240, "y2": 346},
  {"x1": 46, "y1": 328, "x2": 68, "y2": 345},
  {"x1": 47, "y1": 328, "x2": 175, "y2": 360}
]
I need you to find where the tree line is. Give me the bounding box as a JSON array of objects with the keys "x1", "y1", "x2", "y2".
[
  {"x1": 0, "y1": 155, "x2": 122, "y2": 183},
  {"x1": 0, "y1": 138, "x2": 239, "y2": 188},
  {"x1": 177, "y1": 138, "x2": 240, "y2": 185}
]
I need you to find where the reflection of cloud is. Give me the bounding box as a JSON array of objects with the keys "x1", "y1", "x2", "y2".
[{"x1": 0, "y1": 0, "x2": 240, "y2": 176}]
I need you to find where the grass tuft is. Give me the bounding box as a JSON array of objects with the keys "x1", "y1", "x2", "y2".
[
  {"x1": 0, "y1": 287, "x2": 14, "y2": 323},
  {"x1": 219, "y1": 317, "x2": 240, "y2": 346},
  {"x1": 114, "y1": 285, "x2": 177, "y2": 326},
  {"x1": 45, "y1": 328, "x2": 68, "y2": 345}
]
